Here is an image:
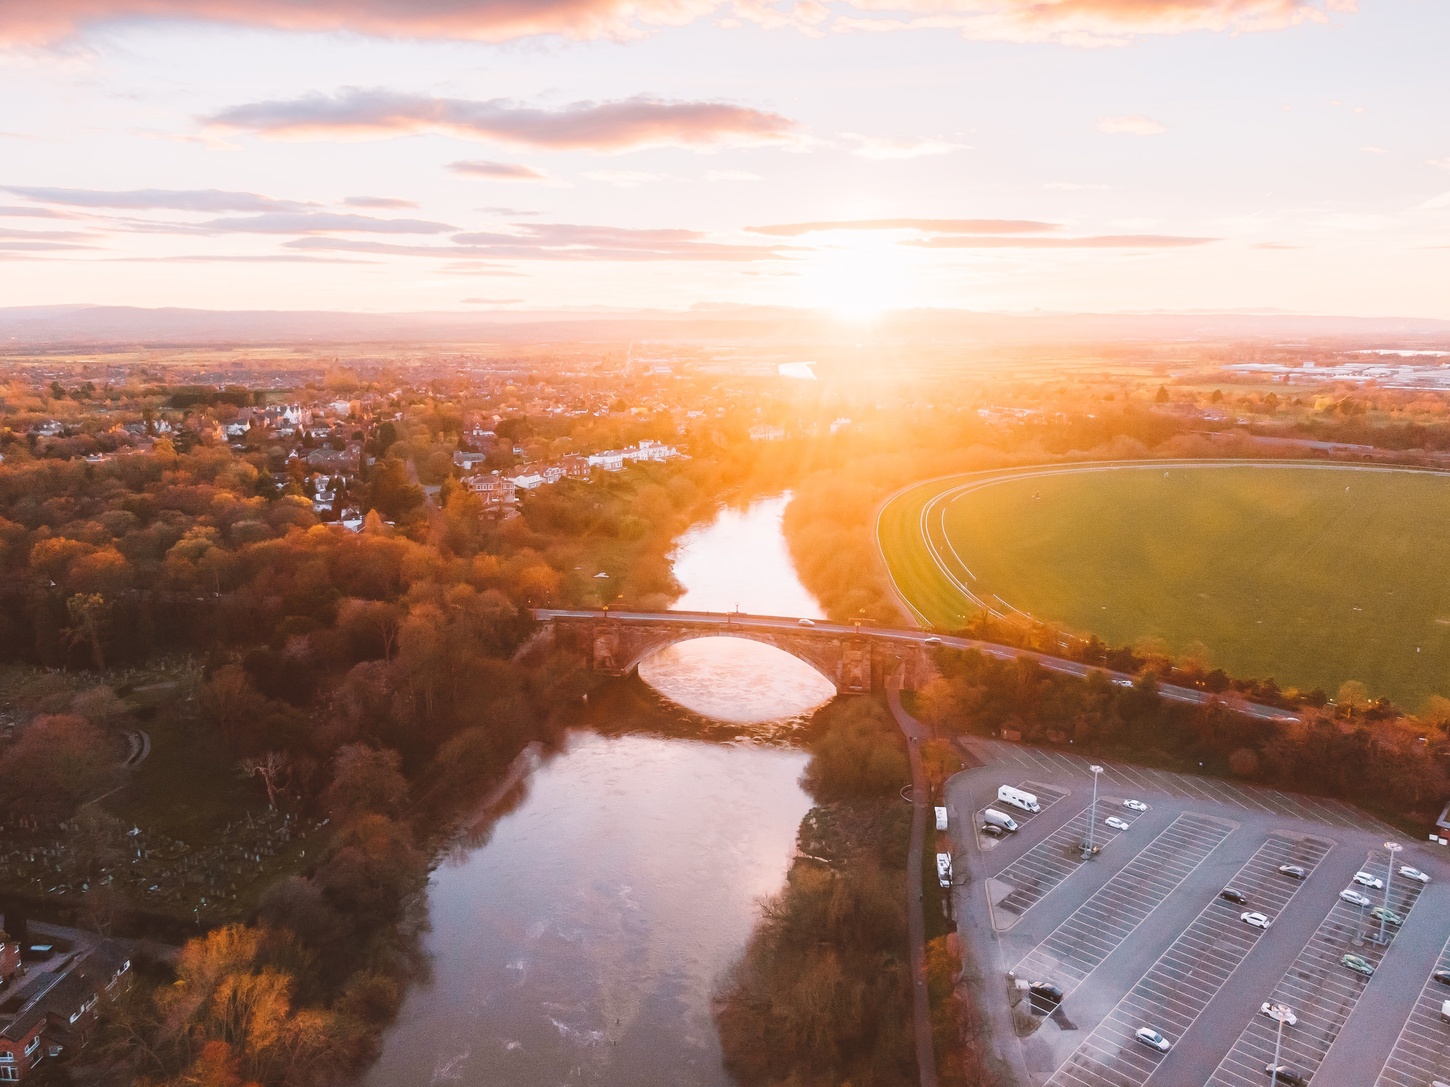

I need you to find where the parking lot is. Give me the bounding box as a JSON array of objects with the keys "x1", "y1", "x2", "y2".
[
  {"x1": 946, "y1": 740, "x2": 1450, "y2": 1087},
  {"x1": 1375, "y1": 936, "x2": 1450, "y2": 1087},
  {"x1": 1015, "y1": 813, "x2": 1233, "y2": 996},
  {"x1": 1047, "y1": 832, "x2": 1334, "y2": 1087}
]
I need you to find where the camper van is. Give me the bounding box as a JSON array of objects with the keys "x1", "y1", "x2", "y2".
[
  {"x1": 934, "y1": 806, "x2": 949, "y2": 832},
  {"x1": 936, "y1": 853, "x2": 953, "y2": 888},
  {"x1": 983, "y1": 808, "x2": 1019, "y2": 832},
  {"x1": 998, "y1": 785, "x2": 1041, "y2": 813}
]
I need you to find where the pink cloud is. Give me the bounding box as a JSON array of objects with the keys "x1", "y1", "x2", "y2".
[
  {"x1": 909, "y1": 233, "x2": 1215, "y2": 248},
  {"x1": 449, "y1": 160, "x2": 550, "y2": 181},
  {"x1": 749, "y1": 218, "x2": 1059, "y2": 236},
  {"x1": 206, "y1": 89, "x2": 796, "y2": 152},
  {"x1": 0, "y1": 0, "x2": 1357, "y2": 45}
]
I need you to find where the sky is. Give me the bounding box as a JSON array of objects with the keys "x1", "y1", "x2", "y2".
[{"x1": 1, "y1": 0, "x2": 1447, "y2": 319}]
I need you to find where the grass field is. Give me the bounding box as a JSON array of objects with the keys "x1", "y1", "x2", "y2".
[{"x1": 878, "y1": 462, "x2": 1450, "y2": 709}]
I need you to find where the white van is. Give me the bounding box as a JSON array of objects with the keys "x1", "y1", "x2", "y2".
[
  {"x1": 1441, "y1": 999, "x2": 1450, "y2": 1024},
  {"x1": 934, "y1": 806, "x2": 948, "y2": 832},
  {"x1": 998, "y1": 785, "x2": 1041, "y2": 813},
  {"x1": 936, "y1": 853, "x2": 953, "y2": 888},
  {"x1": 983, "y1": 808, "x2": 1019, "y2": 832}
]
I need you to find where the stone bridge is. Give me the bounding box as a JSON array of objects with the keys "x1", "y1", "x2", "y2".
[{"x1": 530, "y1": 608, "x2": 939, "y2": 694}]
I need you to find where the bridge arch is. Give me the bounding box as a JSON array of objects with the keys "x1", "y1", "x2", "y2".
[{"x1": 620, "y1": 630, "x2": 844, "y2": 691}]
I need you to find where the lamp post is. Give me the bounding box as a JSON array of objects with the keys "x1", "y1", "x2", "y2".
[
  {"x1": 1376, "y1": 841, "x2": 1403, "y2": 945},
  {"x1": 1083, "y1": 765, "x2": 1103, "y2": 859},
  {"x1": 1268, "y1": 1003, "x2": 1289, "y2": 1086}
]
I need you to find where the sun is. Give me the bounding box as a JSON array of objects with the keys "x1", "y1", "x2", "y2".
[{"x1": 796, "y1": 233, "x2": 911, "y2": 321}]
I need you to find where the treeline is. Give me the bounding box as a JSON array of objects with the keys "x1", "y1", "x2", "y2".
[
  {"x1": 714, "y1": 698, "x2": 916, "y2": 1087},
  {"x1": 916, "y1": 650, "x2": 1450, "y2": 829}
]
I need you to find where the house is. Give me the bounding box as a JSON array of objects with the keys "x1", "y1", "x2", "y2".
[
  {"x1": 625, "y1": 440, "x2": 678, "y2": 463},
  {"x1": 463, "y1": 473, "x2": 516, "y2": 510},
  {"x1": 453, "y1": 450, "x2": 489, "y2": 470},
  {"x1": 587, "y1": 450, "x2": 626, "y2": 472},
  {"x1": 0, "y1": 939, "x2": 131, "y2": 1081},
  {"x1": 557, "y1": 454, "x2": 590, "y2": 480},
  {"x1": 508, "y1": 472, "x2": 546, "y2": 491}
]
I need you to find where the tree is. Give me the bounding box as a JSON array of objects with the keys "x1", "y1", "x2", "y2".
[
  {"x1": 1337, "y1": 680, "x2": 1371, "y2": 716},
  {"x1": 66, "y1": 592, "x2": 111, "y2": 670},
  {"x1": 0, "y1": 714, "x2": 114, "y2": 821},
  {"x1": 238, "y1": 752, "x2": 292, "y2": 810},
  {"x1": 324, "y1": 745, "x2": 408, "y2": 820}
]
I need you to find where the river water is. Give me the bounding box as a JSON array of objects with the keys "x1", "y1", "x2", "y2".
[{"x1": 364, "y1": 494, "x2": 832, "y2": 1087}]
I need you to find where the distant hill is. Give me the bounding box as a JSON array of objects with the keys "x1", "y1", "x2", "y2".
[{"x1": 2, "y1": 303, "x2": 1449, "y2": 350}]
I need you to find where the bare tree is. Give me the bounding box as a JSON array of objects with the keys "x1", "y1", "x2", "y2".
[{"x1": 239, "y1": 752, "x2": 292, "y2": 810}]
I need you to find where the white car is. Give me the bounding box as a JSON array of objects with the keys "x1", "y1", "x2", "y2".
[
  {"x1": 1113, "y1": 677, "x2": 1135, "y2": 688},
  {"x1": 798, "y1": 618, "x2": 815, "y2": 626},
  {"x1": 1399, "y1": 865, "x2": 1432, "y2": 884},
  {"x1": 1352, "y1": 871, "x2": 1385, "y2": 890},
  {"x1": 1241, "y1": 911, "x2": 1272, "y2": 930},
  {"x1": 1339, "y1": 889, "x2": 1372, "y2": 907},
  {"x1": 923, "y1": 636, "x2": 942, "y2": 646},
  {"x1": 1105, "y1": 816, "x2": 1131, "y2": 831},
  {"x1": 1260, "y1": 1003, "x2": 1297, "y2": 1026},
  {"x1": 1122, "y1": 799, "x2": 1148, "y2": 812},
  {"x1": 1134, "y1": 1027, "x2": 1171, "y2": 1052}
]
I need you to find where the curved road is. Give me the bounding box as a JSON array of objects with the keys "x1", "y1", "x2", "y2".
[{"x1": 531, "y1": 608, "x2": 1301, "y2": 724}]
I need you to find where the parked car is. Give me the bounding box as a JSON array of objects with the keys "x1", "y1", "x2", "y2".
[
  {"x1": 1220, "y1": 887, "x2": 1248, "y2": 905},
  {"x1": 1242, "y1": 912, "x2": 1272, "y2": 930},
  {"x1": 980, "y1": 824, "x2": 1005, "y2": 838},
  {"x1": 1113, "y1": 677, "x2": 1135, "y2": 688},
  {"x1": 797, "y1": 618, "x2": 815, "y2": 626},
  {"x1": 1399, "y1": 865, "x2": 1432, "y2": 884},
  {"x1": 1029, "y1": 982, "x2": 1064, "y2": 1006},
  {"x1": 923, "y1": 636, "x2": 942, "y2": 646},
  {"x1": 1341, "y1": 954, "x2": 1375, "y2": 977},
  {"x1": 1134, "y1": 1027, "x2": 1171, "y2": 1052},
  {"x1": 1353, "y1": 871, "x2": 1385, "y2": 890},
  {"x1": 1339, "y1": 889, "x2": 1372, "y2": 907},
  {"x1": 1264, "y1": 1064, "x2": 1306, "y2": 1085},
  {"x1": 1105, "y1": 816, "x2": 1131, "y2": 831},
  {"x1": 1122, "y1": 799, "x2": 1148, "y2": 812},
  {"x1": 1277, "y1": 864, "x2": 1306, "y2": 880},
  {"x1": 1371, "y1": 906, "x2": 1403, "y2": 926},
  {"x1": 1260, "y1": 1003, "x2": 1297, "y2": 1025},
  {"x1": 1433, "y1": 969, "x2": 1450, "y2": 986}
]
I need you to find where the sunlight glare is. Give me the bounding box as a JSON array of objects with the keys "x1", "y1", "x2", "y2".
[{"x1": 798, "y1": 233, "x2": 910, "y2": 321}]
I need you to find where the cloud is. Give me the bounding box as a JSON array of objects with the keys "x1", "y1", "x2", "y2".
[
  {"x1": 842, "y1": 133, "x2": 968, "y2": 160},
  {"x1": 0, "y1": 0, "x2": 1358, "y2": 47},
  {"x1": 287, "y1": 221, "x2": 792, "y2": 261},
  {"x1": 908, "y1": 233, "x2": 1215, "y2": 248},
  {"x1": 343, "y1": 195, "x2": 418, "y2": 209},
  {"x1": 449, "y1": 160, "x2": 550, "y2": 181},
  {"x1": 462, "y1": 297, "x2": 525, "y2": 304},
  {"x1": 2, "y1": 185, "x2": 306, "y2": 212},
  {"x1": 109, "y1": 253, "x2": 377, "y2": 264},
  {"x1": 191, "y1": 211, "x2": 454, "y2": 234},
  {"x1": 206, "y1": 89, "x2": 797, "y2": 152},
  {"x1": 583, "y1": 170, "x2": 672, "y2": 186},
  {"x1": 748, "y1": 218, "x2": 1059, "y2": 236},
  {"x1": 1096, "y1": 115, "x2": 1167, "y2": 136},
  {"x1": 705, "y1": 170, "x2": 762, "y2": 182}
]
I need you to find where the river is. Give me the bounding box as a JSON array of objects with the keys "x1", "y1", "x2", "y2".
[{"x1": 363, "y1": 493, "x2": 832, "y2": 1086}]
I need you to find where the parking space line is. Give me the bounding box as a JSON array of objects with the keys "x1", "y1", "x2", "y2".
[
  {"x1": 1014, "y1": 814, "x2": 1234, "y2": 995},
  {"x1": 1373, "y1": 933, "x2": 1450, "y2": 1087},
  {"x1": 1043, "y1": 833, "x2": 1332, "y2": 1087},
  {"x1": 1205, "y1": 850, "x2": 1427, "y2": 1087}
]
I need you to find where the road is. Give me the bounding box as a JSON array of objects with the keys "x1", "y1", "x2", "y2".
[
  {"x1": 530, "y1": 608, "x2": 1300, "y2": 723},
  {"x1": 888, "y1": 676, "x2": 940, "y2": 1087}
]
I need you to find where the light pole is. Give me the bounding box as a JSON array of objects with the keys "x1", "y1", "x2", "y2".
[
  {"x1": 1376, "y1": 841, "x2": 1403, "y2": 945},
  {"x1": 1268, "y1": 1003, "x2": 1289, "y2": 1085},
  {"x1": 1083, "y1": 765, "x2": 1103, "y2": 859}
]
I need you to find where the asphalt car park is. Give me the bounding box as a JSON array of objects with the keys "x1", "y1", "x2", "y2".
[
  {"x1": 1014, "y1": 813, "x2": 1233, "y2": 995},
  {"x1": 1047, "y1": 832, "x2": 1333, "y2": 1087},
  {"x1": 1205, "y1": 851, "x2": 1426, "y2": 1087},
  {"x1": 1374, "y1": 935, "x2": 1450, "y2": 1087},
  {"x1": 945, "y1": 740, "x2": 1450, "y2": 1087}
]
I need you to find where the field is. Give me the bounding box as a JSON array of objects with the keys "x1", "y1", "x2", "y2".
[{"x1": 878, "y1": 461, "x2": 1450, "y2": 709}]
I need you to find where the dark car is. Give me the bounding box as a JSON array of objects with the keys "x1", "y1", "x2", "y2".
[
  {"x1": 1029, "y1": 981, "x2": 1064, "y2": 1003},
  {"x1": 1434, "y1": 969, "x2": 1450, "y2": 986},
  {"x1": 1277, "y1": 864, "x2": 1307, "y2": 880},
  {"x1": 1220, "y1": 887, "x2": 1248, "y2": 904},
  {"x1": 1264, "y1": 1065, "x2": 1306, "y2": 1086},
  {"x1": 981, "y1": 824, "x2": 1005, "y2": 838}
]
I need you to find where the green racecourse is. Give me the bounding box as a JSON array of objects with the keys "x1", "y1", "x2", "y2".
[{"x1": 878, "y1": 461, "x2": 1450, "y2": 709}]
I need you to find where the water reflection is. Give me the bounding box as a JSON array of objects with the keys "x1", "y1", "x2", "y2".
[
  {"x1": 669, "y1": 494, "x2": 824, "y2": 618},
  {"x1": 638, "y1": 638, "x2": 835, "y2": 725},
  {"x1": 362, "y1": 732, "x2": 812, "y2": 1087}
]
